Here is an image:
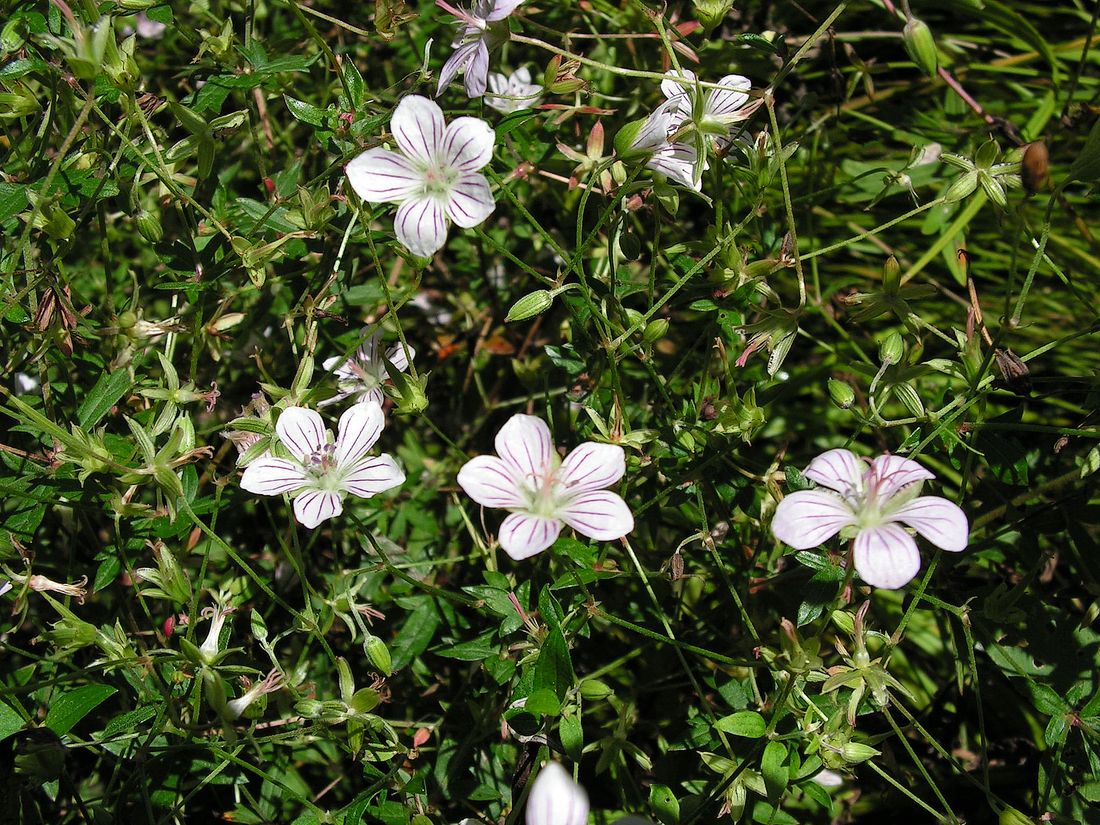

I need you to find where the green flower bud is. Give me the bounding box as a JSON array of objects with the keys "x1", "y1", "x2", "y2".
[
  {"x1": 902, "y1": 17, "x2": 938, "y2": 78},
  {"x1": 364, "y1": 634, "x2": 393, "y2": 676},
  {"x1": 943, "y1": 169, "x2": 978, "y2": 202},
  {"x1": 693, "y1": 0, "x2": 734, "y2": 33},
  {"x1": 879, "y1": 331, "x2": 904, "y2": 366},
  {"x1": 506, "y1": 289, "x2": 554, "y2": 323},
  {"x1": 349, "y1": 687, "x2": 381, "y2": 714},
  {"x1": 337, "y1": 656, "x2": 355, "y2": 703},
  {"x1": 136, "y1": 210, "x2": 163, "y2": 244},
  {"x1": 294, "y1": 699, "x2": 325, "y2": 718},
  {"x1": 579, "y1": 678, "x2": 614, "y2": 700},
  {"x1": 999, "y1": 806, "x2": 1035, "y2": 825},
  {"x1": 828, "y1": 378, "x2": 856, "y2": 409},
  {"x1": 642, "y1": 318, "x2": 669, "y2": 345},
  {"x1": 882, "y1": 255, "x2": 901, "y2": 293},
  {"x1": 841, "y1": 742, "x2": 881, "y2": 763}
]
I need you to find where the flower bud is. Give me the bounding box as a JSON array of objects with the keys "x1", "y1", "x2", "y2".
[
  {"x1": 578, "y1": 678, "x2": 614, "y2": 700},
  {"x1": 902, "y1": 17, "x2": 938, "y2": 78},
  {"x1": 882, "y1": 255, "x2": 901, "y2": 293},
  {"x1": 693, "y1": 0, "x2": 734, "y2": 33},
  {"x1": 642, "y1": 318, "x2": 669, "y2": 345},
  {"x1": 944, "y1": 170, "x2": 978, "y2": 202},
  {"x1": 841, "y1": 742, "x2": 880, "y2": 763},
  {"x1": 364, "y1": 634, "x2": 393, "y2": 676},
  {"x1": 827, "y1": 378, "x2": 855, "y2": 409},
  {"x1": 879, "y1": 331, "x2": 904, "y2": 366},
  {"x1": 294, "y1": 699, "x2": 325, "y2": 718},
  {"x1": 506, "y1": 289, "x2": 554, "y2": 323},
  {"x1": 999, "y1": 806, "x2": 1035, "y2": 825},
  {"x1": 349, "y1": 687, "x2": 381, "y2": 714}
]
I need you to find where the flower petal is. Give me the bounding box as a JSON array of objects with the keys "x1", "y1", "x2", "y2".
[
  {"x1": 557, "y1": 442, "x2": 625, "y2": 493},
  {"x1": 276, "y1": 407, "x2": 328, "y2": 463},
  {"x1": 890, "y1": 495, "x2": 969, "y2": 552},
  {"x1": 853, "y1": 524, "x2": 921, "y2": 589},
  {"x1": 240, "y1": 456, "x2": 307, "y2": 496},
  {"x1": 446, "y1": 172, "x2": 495, "y2": 228},
  {"x1": 558, "y1": 490, "x2": 633, "y2": 541},
  {"x1": 463, "y1": 40, "x2": 490, "y2": 97},
  {"x1": 394, "y1": 195, "x2": 449, "y2": 258},
  {"x1": 437, "y1": 41, "x2": 480, "y2": 97},
  {"x1": 526, "y1": 762, "x2": 589, "y2": 825},
  {"x1": 648, "y1": 142, "x2": 701, "y2": 191},
  {"x1": 498, "y1": 512, "x2": 562, "y2": 560},
  {"x1": 484, "y1": 0, "x2": 523, "y2": 21},
  {"x1": 457, "y1": 455, "x2": 527, "y2": 508},
  {"x1": 442, "y1": 116, "x2": 495, "y2": 172},
  {"x1": 771, "y1": 490, "x2": 856, "y2": 549},
  {"x1": 391, "y1": 95, "x2": 445, "y2": 164},
  {"x1": 867, "y1": 454, "x2": 934, "y2": 500},
  {"x1": 342, "y1": 454, "x2": 406, "y2": 498},
  {"x1": 661, "y1": 68, "x2": 697, "y2": 106},
  {"x1": 803, "y1": 448, "x2": 866, "y2": 495},
  {"x1": 335, "y1": 401, "x2": 385, "y2": 466},
  {"x1": 706, "y1": 74, "x2": 751, "y2": 122},
  {"x1": 346, "y1": 148, "x2": 422, "y2": 204},
  {"x1": 384, "y1": 341, "x2": 415, "y2": 373},
  {"x1": 293, "y1": 490, "x2": 343, "y2": 529},
  {"x1": 495, "y1": 414, "x2": 556, "y2": 480}
]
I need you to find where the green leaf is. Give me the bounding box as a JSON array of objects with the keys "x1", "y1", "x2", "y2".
[
  {"x1": 0, "y1": 182, "x2": 28, "y2": 223},
  {"x1": 77, "y1": 369, "x2": 132, "y2": 429},
  {"x1": 44, "y1": 684, "x2": 117, "y2": 735},
  {"x1": 715, "y1": 710, "x2": 767, "y2": 738},
  {"x1": 1068, "y1": 117, "x2": 1100, "y2": 184},
  {"x1": 534, "y1": 628, "x2": 573, "y2": 700},
  {"x1": 761, "y1": 740, "x2": 788, "y2": 803},
  {"x1": 389, "y1": 598, "x2": 441, "y2": 670},
  {"x1": 560, "y1": 713, "x2": 583, "y2": 761},
  {"x1": 524, "y1": 688, "x2": 561, "y2": 717},
  {"x1": 0, "y1": 700, "x2": 26, "y2": 742},
  {"x1": 284, "y1": 95, "x2": 328, "y2": 128},
  {"x1": 98, "y1": 706, "x2": 157, "y2": 740}
]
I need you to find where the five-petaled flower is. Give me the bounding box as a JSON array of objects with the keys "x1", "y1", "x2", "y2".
[
  {"x1": 346, "y1": 95, "x2": 496, "y2": 259},
  {"x1": 771, "y1": 448, "x2": 968, "y2": 590},
  {"x1": 526, "y1": 762, "x2": 588, "y2": 825},
  {"x1": 241, "y1": 404, "x2": 405, "y2": 529},
  {"x1": 661, "y1": 69, "x2": 757, "y2": 152},
  {"x1": 322, "y1": 329, "x2": 415, "y2": 409},
  {"x1": 457, "y1": 414, "x2": 634, "y2": 560},
  {"x1": 486, "y1": 66, "x2": 543, "y2": 113},
  {"x1": 436, "y1": 0, "x2": 523, "y2": 98}
]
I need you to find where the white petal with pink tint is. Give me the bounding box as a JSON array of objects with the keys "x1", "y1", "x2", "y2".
[
  {"x1": 499, "y1": 513, "x2": 562, "y2": 560},
  {"x1": 240, "y1": 457, "x2": 307, "y2": 495},
  {"x1": 276, "y1": 407, "x2": 326, "y2": 462},
  {"x1": 558, "y1": 491, "x2": 633, "y2": 541},
  {"x1": 446, "y1": 173, "x2": 495, "y2": 228},
  {"x1": 485, "y1": 0, "x2": 524, "y2": 22},
  {"x1": 346, "y1": 149, "x2": 422, "y2": 204},
  {"x1": 293, "y1": 490, "x2": 343, "y2": 529},
  {"x1": 853, "y1": 524, "x2": 921, "y2": 589},
  {"x1": 890, "y1": 496, "x2": 969, "y2": 552},
  {"x1": 395, "y1": 196, "x2": 448, "y2": 258},
  {"x1": 495, "y1": 414, "x2": 555, "y2": 479},
  {"x1": 557, "y1": 443, "x2": 625, "y2": 493},
  {"x1": 526, "y1": 762, "x2": 588, "y2": 825},
  {"x1": 437, "y1": 41, "x2": 480, "y2": 97},
  {"x1": 457, "y1": 455, "x2": 527, "y2": 508},
  {"x1": 771, "y1": 490, "x2": 856, "y2": 549},
  {"x1": 442, "y1": 117, "x2": 495, "y2": 171},
  {"x1": 343, "y1": 456, "x2": 406, "y2": 498},
  {"x1": 661, "y1": 68, "x2": 697, "y2": 105},
  {"x1": 335, "y1": 402, "x2": 384, "y2": 466},
  {"x1": 385, "y1": 342, "x2": 415, "y2": 372},
  {"x1": 463, "y1": 40, "x2": 491, "y2": 97},
  {"x1": 390, "y1": 95, "x2": 445, "y2": 163},
  {"x1": 803, "y1": 448, "x2": 865, "y2": 495},
  {"x1": 868, "y1": 454, "x2": 934, "y2": 500}
]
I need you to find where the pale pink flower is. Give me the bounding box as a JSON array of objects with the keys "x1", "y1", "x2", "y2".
[
  {"x1": 457, "y1": 414, "x2": 634, "y2": 560},
  {"x1": 772, "y1": 449, "x2": 968, "y2": 589},
  {"x1": 436, "y1": 0, "x2": 523, "y2": 98},
  {"x1": 240, "y1": 404, "x2": 405, "y2": 529},
  {"x1": 526, "y1": 762, "x2": 588, "y2": 825},
  {"x1": 322, "y1": 329, "x2": 415, "y2": 408},
  {"x1": 346, "y1": 95, "x2": 496, "y2": 259}
]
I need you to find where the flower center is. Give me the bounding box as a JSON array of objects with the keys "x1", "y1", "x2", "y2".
[
  {"x1": 421, "y1": 163, "x2": 458, "y2": 198},
  {"x1": 307, "y1": 443, "x2": 338, "y2": 476}
]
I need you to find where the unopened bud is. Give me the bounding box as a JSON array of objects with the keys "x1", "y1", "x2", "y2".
[
  {"x1": 902, "y1": 17, "x2": 938, "y2": 78},
  {"x1": 505, "y1": 289, "x2": 554, "y2": 323},
  {"x1": 999, "y1": 806, "x2": 1035, "y2": 825},
  {"x1": 882, "y1": 255, "x2": 901, "y2": 292},
  {"x1": 841, "y1": 742, "x2": 881, "y2": 763},
  {"x1": 136, "y1": 210, "x2": 163, "y2": 244},
  {"x1": 879, "y1": 331, "x2": 904, "y2": 366},
  {"x1": 294, "y1": 699, "x2": 325, "y2": 718},
  {"x1": 827, "y1": 378, "x2": 855, "y2": 409},
  {"x1": 642, "y1": 318, "x2": 669, "y2": 345},
  {"x1": 693, "y1": 0, "x2": 734, "y2": 32},
  {"x1": 579, "y1": 678, "x2": 614, "y2": 699},
  {"x1": 364, "y1": 634, "x2": 393, "y2": 676}
]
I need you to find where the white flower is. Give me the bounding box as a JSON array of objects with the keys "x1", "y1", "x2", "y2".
[
  {"x1": 661, "y1": 69, "x2": 756, "y2": 149},
  {"x1": 14, "y1": 372, "x2": 39, "y2": 395},
  {"x1": 322, "y1": 330, "x2": 415, "y2": 408},
  {"x1": 486, "y1": 66, "x2": 542, "y2": 113},
  {"x1": 198, "y1": 603, "x2": 235, "y2": 664},
  {"x1": 436, "y1": 0, "x2": 523, "y2": 98},
  {"x1": 346, "y1": 95, "x2": 496, "y2": 259},
  {"x1": 526, "y1": 762, "x2": 588, "y2": 825},
  {"x1": 628, "y1": 100, "x2": 703, "y2": 191},
  {"x1": 771, "y1": 448, "x2": 969, "y2": 590},
  {"x1": 224, "y1": 669, "x2": 286, "y2": 721},
  {"x1": 240, "y1": 404, "x2": 406, "y2": 529},
  {"x1": 457, "y1": 414, "x2": 634, "y2": 560}
]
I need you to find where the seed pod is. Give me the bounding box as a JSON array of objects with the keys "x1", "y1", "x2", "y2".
[
  {"x1": 902, "y1": 17, "x2": 938, "y2": 78},
  {"x1": 505, "y1": 289, "x2": 554, "y2": 323},
  {"x1": 828, "y1": 378, "x2": 856, "y2": 409},
  {"x1": 1020, "y1": 140, "x2": 1049, "y2": 194},
  {"x1": 879, "y1": 331, "x2": 904, "y2": 366},
  {"x1": 364, "y1": 634, "x2": 393, "y2": 676}
]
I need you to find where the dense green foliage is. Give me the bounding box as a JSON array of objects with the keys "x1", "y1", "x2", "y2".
[{"x1": 1, "y1": 0, "x2": 1099, "y2": 823}]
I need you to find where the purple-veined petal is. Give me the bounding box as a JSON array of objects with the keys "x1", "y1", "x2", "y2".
[
  {"x1": 463, "y1": 40, "x2": 490, "y2": 98},
  {"x1": 457, "y1": 455, "x2": 527, "y2": 508},
  {"x1": 445, "y1": 172, "x2": 495, "y2": 228},
  {"x1": 631, "y1": 102, "x2": 679, "y2": 152},
  {"x1": 867, "y1": 454, "x2": 934, "y2": 501},
  {"x1": 394, "y1": 195, "x2": 449, "y2": 258},
  {"x1": 557, "y1": 490, "x2": 633, "y2": 541},
  {"x1": 648, "y1": 141, "x2": 701, "y2": 190},
  {"x1": 495, "y1": 413, "x2": 555, "y2": 480},
  {"x1": 276, "y1": 407, "x2": 328, "y2": 463},
  {"x1": 353, "y1": 387, "x2": 386, "y2": 407},
  {"x1": 442, "y1": 116, "x2": 495, "y2": 172},
  {"x1": 487, "y1": 71, "x2": 509, "y2": 96},
  {"x1": 292, "y1": 490, "x2": 343, "y2": 529},
  {"x1": 706, "y1": 74, "x2": 751, "y2": 123},
  {"x1": 384, "y1": 341, "x2": 415, "y2": 373},
  {"x1": 437, "y1": 41, "x2": 480, "y2": 97},
  {"x1": 335, "y1": 401, "x2": 385, "y2": 466},
  {"x1": 557, "y1": 442, "x2": 625, "y2": 493},
  {"x1": 484, "y1": 0, "x2": 523, "y2": 22},
  {"x1": 240, "y1": 456, "x2": 307, "y2": 496},
  {"x1": 852, "y1": 523, "x2": 921, "y2": 589},
  {"x1": 526, "y1": 762, "x2": 589, "y2": 825},
  {"x1": 342, "y1": 454, "x2": 406, "y2": 498},
  {"x1": 391, "y1": 95, "x2": 446, "y2": 163},
  {"x1": 513, "y1": 66, "x2": 532, "y2": 84},
  {"x1": 318, "y1": 389, "x2": 354, "y2": 408},
  {"x1": 890, "y1": 495, "x2": 968, "y2": 552},
  {"x1": 498, "y1": 512, "x2": 562, "y2": 560},
  {"x1": 771, "y1": 490, "x2": 856, "y2": 549},
  {"x1": 359, "y1": 329, "x2": 383, "y2": 367},
  {"x1": 661, "y1": 68, "x2": 697, "y2": 106},
  {"x1": 803, "y1": 448, "x2": 866, "y2": 496},
  {"x1": 346, "y1": 148, "x2": 423, "y2": 204}
]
